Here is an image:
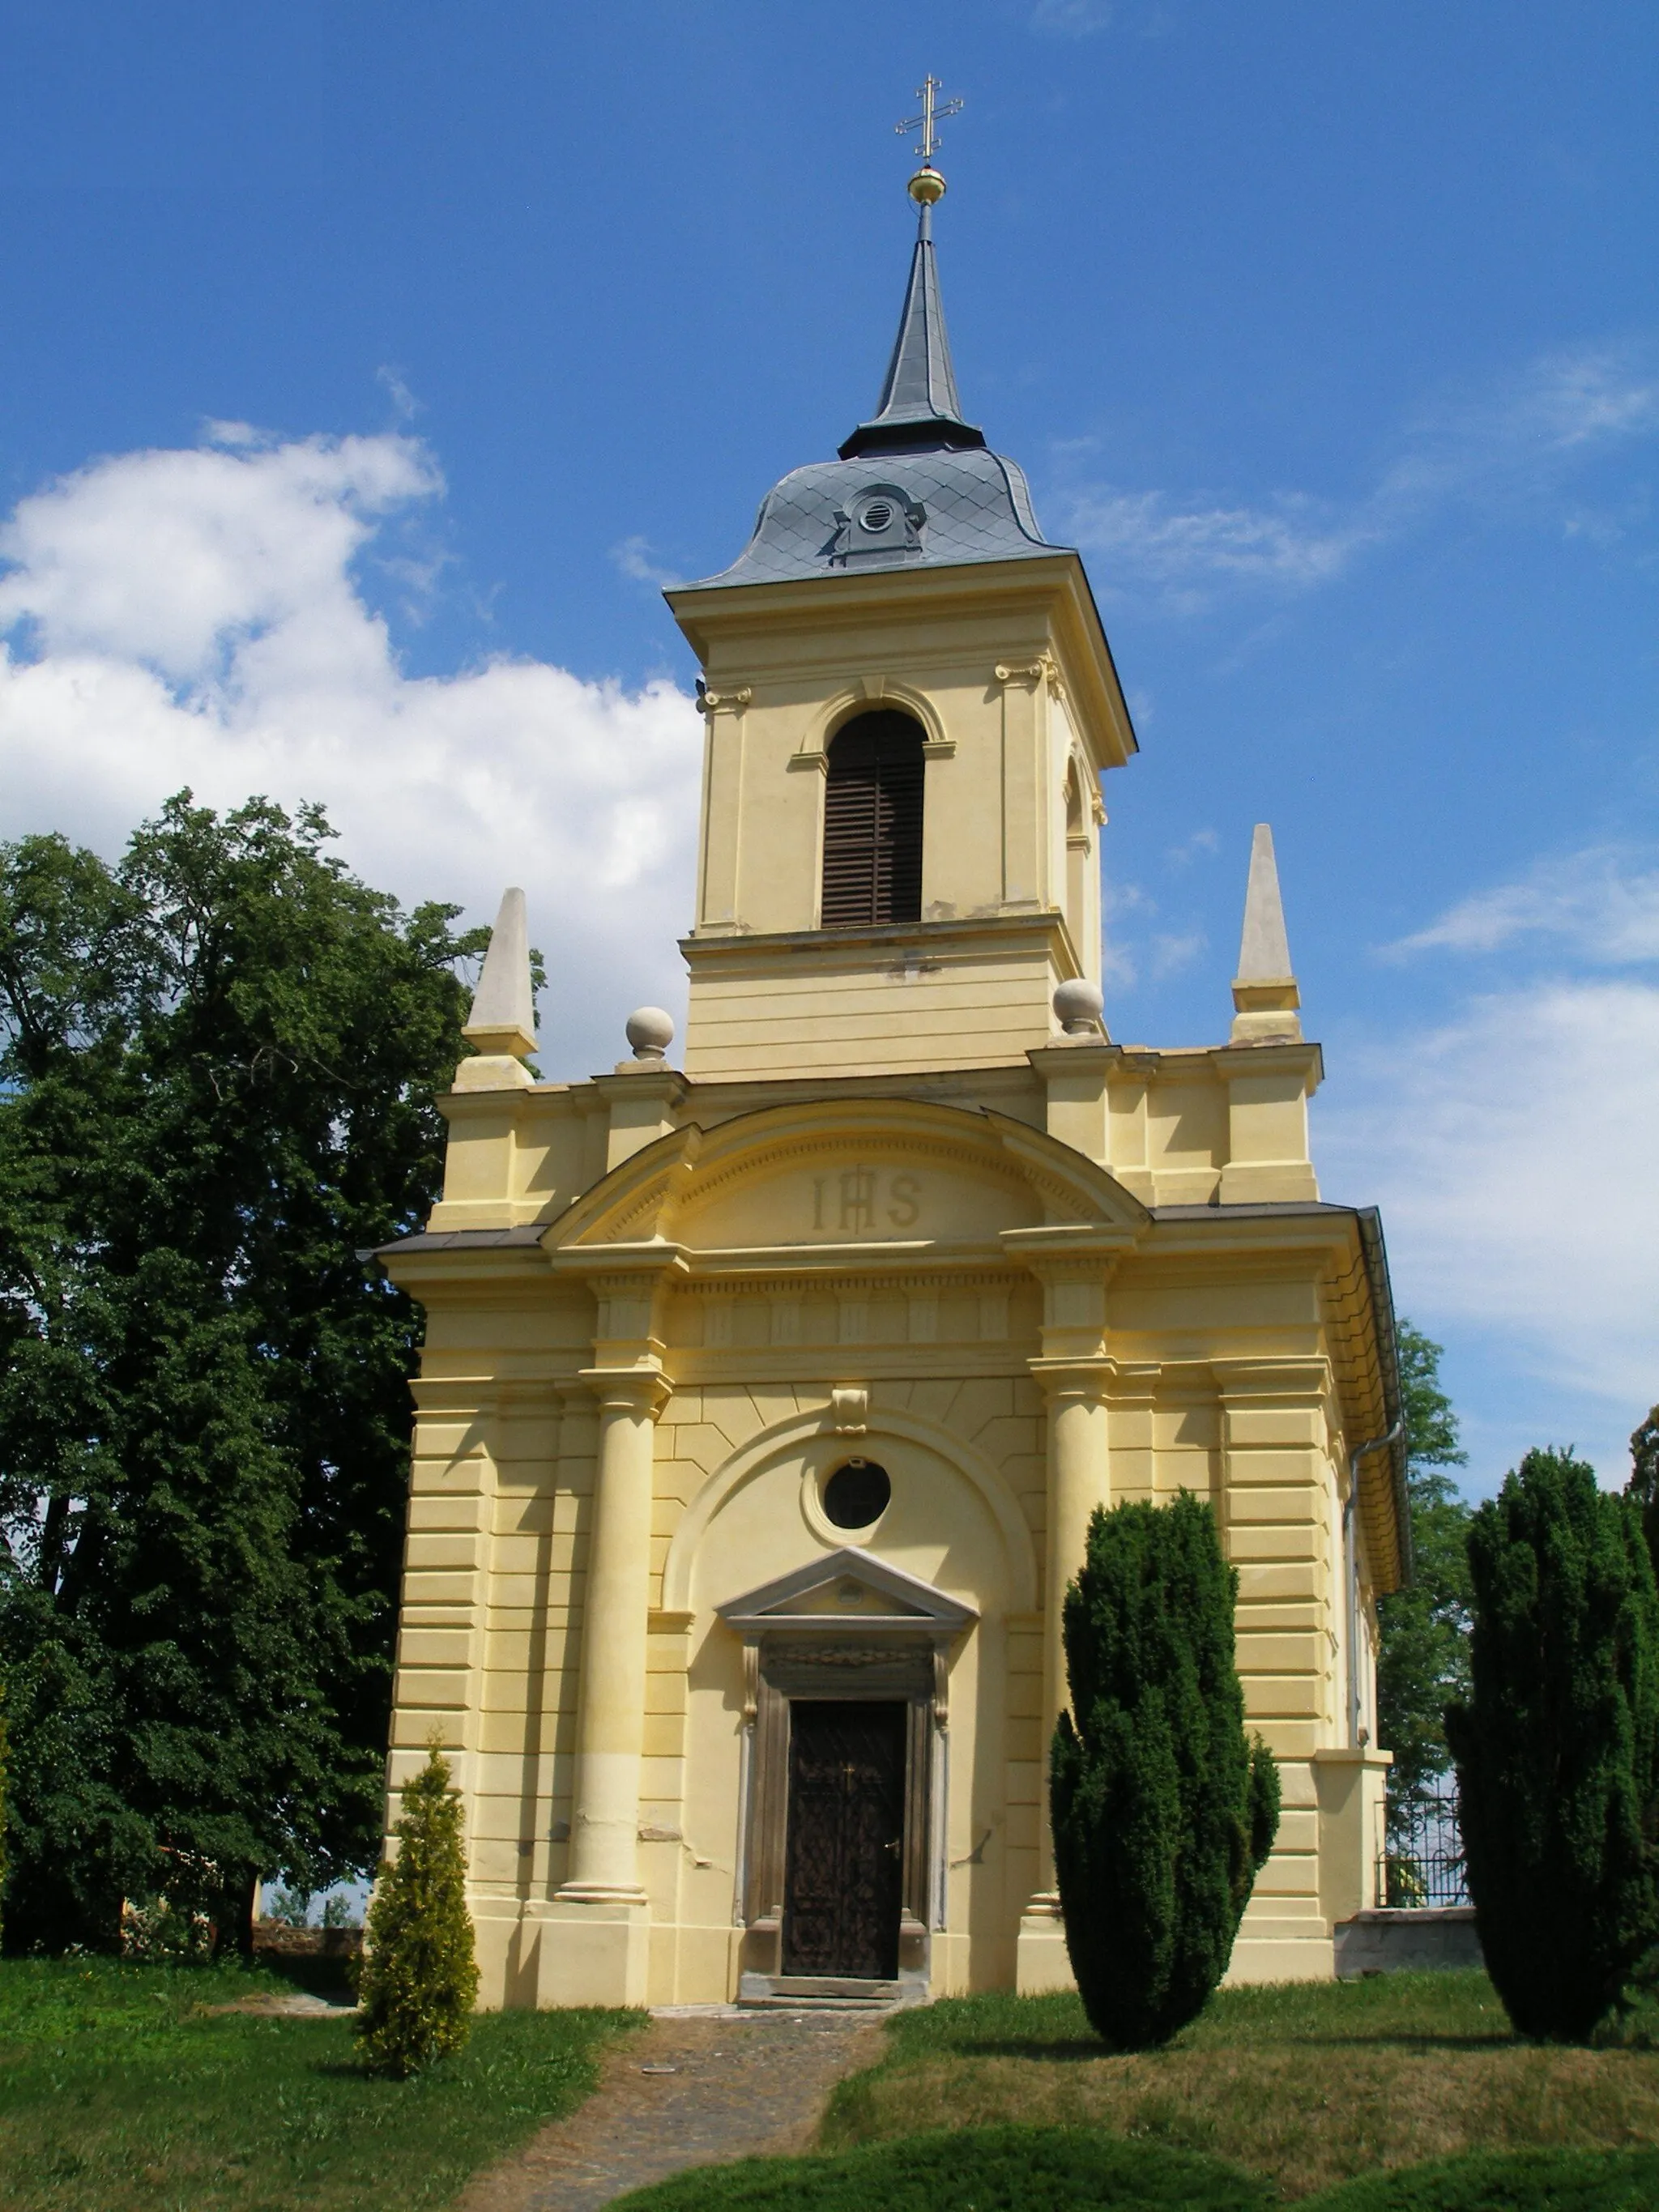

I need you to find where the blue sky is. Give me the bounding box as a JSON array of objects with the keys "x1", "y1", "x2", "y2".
[{"x1": 1, "y1": 1, "x2": 1655, "y2": 1496}]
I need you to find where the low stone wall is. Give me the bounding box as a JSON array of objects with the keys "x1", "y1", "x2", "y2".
[
  {"x1": 1333, "y1": 1907, "x2": 1483, "y2": 1977},
  {"x1": 251, "y1": 1923, "x2": 364, "y2": 1961}
]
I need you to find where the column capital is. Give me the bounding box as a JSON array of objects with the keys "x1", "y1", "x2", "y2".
[
  {"x1": 1028, "y1": 1356, "x2": 1115, "y2": 1407},
  {"x1": 577, "y1": 1366, "x2": 673, "y2": 1420}
]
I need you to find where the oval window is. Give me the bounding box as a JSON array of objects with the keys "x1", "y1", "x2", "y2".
[
  {"x1": 823, "y1": 1460, "x2": 892, "y2": 1529},
  {"x1": 859, "y1": 499, "x2": 894, "y2": 533}
]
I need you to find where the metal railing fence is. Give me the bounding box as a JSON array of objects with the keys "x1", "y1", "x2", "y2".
[{"x1": 1376, "y1": 1786, "x2": 1469, "y2": 1909}]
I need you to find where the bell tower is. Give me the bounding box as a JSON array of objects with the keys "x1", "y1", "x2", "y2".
[{"x1": 665, "y1": 150, "x2": 1137, "y2": 1083}]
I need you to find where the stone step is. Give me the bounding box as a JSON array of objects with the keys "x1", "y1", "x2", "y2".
[{"x1": 738, "y1": 1973, "x2": 906, "y2": 2010}]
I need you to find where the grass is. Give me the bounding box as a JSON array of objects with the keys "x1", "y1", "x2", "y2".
[
  {"x1": 609, "y1": 2131, "x2": 1659, "y2": 2211},
  {"x1": 813, "y1": 1972, "x2": 1659, "y2": 2200},
  {"x1": 0, "y1": 1954, "x2": 642, "y2": 2212},
  {"x1": 609, "y1": 2125, "x2": 1277, "y2": 2210}
]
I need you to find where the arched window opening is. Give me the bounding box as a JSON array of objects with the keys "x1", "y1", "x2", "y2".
[{"x1": 821, "y1": 710, "x2": 925, "y2": 928}]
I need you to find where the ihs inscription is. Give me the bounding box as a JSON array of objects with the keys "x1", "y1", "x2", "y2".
[{"x1": 810, "y1": 1166, "x2": 923, "y2": 1236}]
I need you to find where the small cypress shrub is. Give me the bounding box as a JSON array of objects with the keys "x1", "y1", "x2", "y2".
[
  {"x1": 1447, "y1": 1447, "x2": 1659, "y2": 2041},
  {"x1": 356, "y1": 1745, "x2": 480, "y2": 2077},
  {"x1": 1051, "y1": 1494, "x2": 1280, "y2": 2049}
]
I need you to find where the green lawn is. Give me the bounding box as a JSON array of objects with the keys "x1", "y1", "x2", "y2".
[
  {"x1": 612, "y1": 1974, "x2": 1659, "y2": 2210},
  {"x1": 609, "y1": 2130, "x2": 1659, "y2": 2211},
  {"x1": 819, "y1": 1972, "x2": 1659, "y2": 2195},
  {"x1": 0, "y1": 1955, "x2": 640, "y2": 2212}
]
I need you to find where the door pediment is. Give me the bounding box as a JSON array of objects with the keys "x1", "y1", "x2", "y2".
[{"x1": 717, "y1": 1545, "x2": 978, "y2": 1636}]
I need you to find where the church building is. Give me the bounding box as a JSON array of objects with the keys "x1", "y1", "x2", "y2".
[{"x1": 378, "y1": 147, "x2": 1409, "y2": 2011}]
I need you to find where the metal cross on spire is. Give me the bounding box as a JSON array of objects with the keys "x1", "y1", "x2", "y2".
[{"x1": 896, "y1": 76, "x2": 962, "y2": 168}]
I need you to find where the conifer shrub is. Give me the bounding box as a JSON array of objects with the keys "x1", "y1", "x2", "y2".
[
  {"x1": 1446, "y1": 1447, "x2": 1659, "y2": 2042},
  {"x1": 1051, "y1": 1494, "x2": 1280, "y2": 2050},
  {"x1": 356, "y1": 1745, "x2": 480, "y2": 2077}
]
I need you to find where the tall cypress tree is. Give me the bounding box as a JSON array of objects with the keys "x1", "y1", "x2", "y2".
[
  {"x1": 1051, "y1": 1494, "x2": 1279, "y2": 2049},
  {"x1": 0, "y1": 799, "x2": 482, "y2": 1949},
  {"x1": 1447, "y1": 1447, "x2": 1659, "y2": 2041}
]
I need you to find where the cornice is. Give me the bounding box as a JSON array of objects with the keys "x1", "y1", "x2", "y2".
[
  {"x1": 680, "y1": 910, "x2": 1075, "y2": 967},
  {"x1": 665, "y1": 552, "x2": 1133, "y2": 774}
]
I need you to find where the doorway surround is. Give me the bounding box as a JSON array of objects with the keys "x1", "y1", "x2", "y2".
[{"x1": 716, "y1": 1547, "x2": 978, "y2": 2001}]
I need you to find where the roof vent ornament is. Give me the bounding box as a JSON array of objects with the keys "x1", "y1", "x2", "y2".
[{"x1": 897, "y1": 74, "x2": 962, "y2": 207}]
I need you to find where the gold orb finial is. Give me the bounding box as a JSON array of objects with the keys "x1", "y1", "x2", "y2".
[{"x1": 908, "y1": 165, "x2": 947, "y2": 207}]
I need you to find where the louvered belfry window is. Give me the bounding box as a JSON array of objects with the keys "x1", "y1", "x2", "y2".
[{"x1": 821, "y1": 710, "x2": 925, "y2": 928}]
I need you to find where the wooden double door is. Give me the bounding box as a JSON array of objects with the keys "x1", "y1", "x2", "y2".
[{"x1": 780, "y1": 1700, "x2": 907, "y2": 1980}]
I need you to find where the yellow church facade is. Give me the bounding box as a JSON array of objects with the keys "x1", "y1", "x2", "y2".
[{"x1": 378, "y1": 162, "x2": 1408, "y2": 2013}]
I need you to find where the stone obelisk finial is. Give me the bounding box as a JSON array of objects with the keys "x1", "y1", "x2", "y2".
[
  {"x1": 455, "y1": 887, "x2": 539, "y2": 1090},
  {"x1": 1230, "y1": 825, "x2": 1303, "y2": 1045}
]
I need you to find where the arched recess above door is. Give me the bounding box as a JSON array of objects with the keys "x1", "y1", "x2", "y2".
[{"x1": 660, "y1": 1401, "x2": 1038, "y2": 1617}]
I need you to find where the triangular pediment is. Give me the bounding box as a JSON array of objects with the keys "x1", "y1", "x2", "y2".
[{"x1": 716, "y1": 1546, "x2": 978, "y2": 1634}]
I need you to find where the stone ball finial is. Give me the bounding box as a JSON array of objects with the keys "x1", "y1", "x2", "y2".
[
  {"x1": 1053, "y1": 979, "x2": 1106, "y2": 1038},
  {"x1": 625, "y1": 1006, "x2": 676, "y2": 1062}
]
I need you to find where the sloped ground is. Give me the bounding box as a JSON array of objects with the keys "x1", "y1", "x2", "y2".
[{"x1": 815, "y1": 1975, "x2": 1659, "y2": 2200}]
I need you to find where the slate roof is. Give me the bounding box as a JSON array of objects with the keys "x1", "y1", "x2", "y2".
[
  {"x1": 682, "y1": 202, "x2": 1072, "y2": 595},
  {"x1": 840, "y1": 202, "x2": 980, "y2": 457},
  {"x1": 687, "y1": 445, "x2": 1058, "y2": 592}
]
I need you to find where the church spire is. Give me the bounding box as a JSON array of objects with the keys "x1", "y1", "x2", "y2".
[{"x1": 839, "y1": 80, "x2": 985, "y2": 462}]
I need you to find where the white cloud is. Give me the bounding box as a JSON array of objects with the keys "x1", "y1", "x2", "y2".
[
  {"x1": 1391, "y1": 343, "x2": 1659, "y2": 493},
  {"x1": 1389, "y1": 846, "x2": 1659, "y2": 964},
  {"x1": 0, "y1": 428, "x2": 703, "y2": 1076},
  {"x1": 1030, "y1": 0, "x2": 1114, "y2": 32},
  {"x1": 1060, "y1": 338, "x2": 1659, "y2": 607},
  {"x1": 1165, "y1": 827, "x2": 1219, "y2": 868},
  {"x1": 1318, "y1": 979, "x2": 1659, "y2": 1421},
  {"x1": 1149, "y1": 930, "x2": 1206, "y2": 981},
  {"x1": 1065, "y1": 487, "x2": 1368, "y2": 593},
  {"x1": 611, "y1": 534, "x2": 683, "y2": 590}
]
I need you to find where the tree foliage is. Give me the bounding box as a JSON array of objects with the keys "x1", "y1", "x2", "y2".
[
  {"x1": 1625, "y1": 1404, "x2": 1659, "y2": 1579},
  {"x1": 0, "y1": 797, "x2": 481, "y2": 1950},
  {"x1": 0, "y1": 1676, "x2": 8, "y2": 1950},
  {"x1": 1376, "y1": 1323, "x2": 1471, "y2": 1830},
  {"x1": 1446, "y1": 1447, "x2": 1659, "y2": 2040},
  {"x1": 1051, "y1": 1494, "x2": 1280, "y2": 2050},
  {"x1": 356, "y1": 1745, "x2": 479, "y2": 2078}
]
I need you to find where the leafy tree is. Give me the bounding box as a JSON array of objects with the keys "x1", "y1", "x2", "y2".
[
  {"x1": 1376, "y1": 1323, "x2": 1471, "y2": 1832},
  {"x1": 0, "y1": 1675, "x2": 8, "y2": 1948},
  {"x1": 356, "y1": 1746, "x2": 478, "y2": 2077},
  {"x1": 1051, "y1": 1494, "x2": 1280, "y2": 2050},
  {"x1": 0, "y1": 797, "x2": 482, "y2": 1950},
  {"x1": 1446, "y1": 1447, "x2": 1659, "y2": 2040},
  {"x1": 1625, "y1": 1404, "x2": 1659, "y2": 1579}
]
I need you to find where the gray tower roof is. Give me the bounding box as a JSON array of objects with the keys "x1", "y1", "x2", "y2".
[
  {"x1": 682, "y1": 198, "x2": 1068, "y2": 595},
  {"x1": 839, "y1": 203, "x2": 983, "y2": 460}
]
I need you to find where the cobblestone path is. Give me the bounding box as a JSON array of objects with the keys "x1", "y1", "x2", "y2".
[{"x1": 459, "y1": 2008, "x2": 885, "y2": 2212}]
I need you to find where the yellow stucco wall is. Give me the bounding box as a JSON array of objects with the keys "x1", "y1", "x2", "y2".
[
  {"x1": 384, "y1": 1080, "x2": 1400, "y2": 2008},
  {"x1": 379, "y1": 537, "x2": 1400, "y2": 2010}
]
